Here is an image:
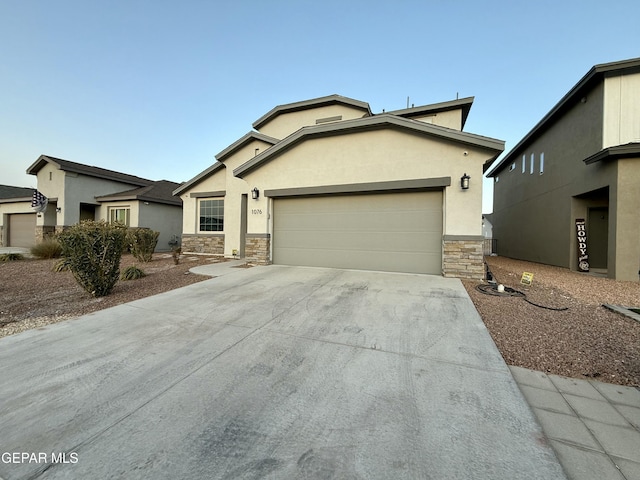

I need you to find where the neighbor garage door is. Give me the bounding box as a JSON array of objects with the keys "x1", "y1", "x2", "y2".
[
  {"x1": 273, "y1": 191, "x2": 443, "y2": 274},
  {"x1": 8, "y1": 213, "x2": 37, "y2": 247}
]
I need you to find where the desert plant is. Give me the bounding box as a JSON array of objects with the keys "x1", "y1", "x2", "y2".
[
  {"x1": 171, "y1": 246, "x2": 181, "y2": 265},
  {"x1": 0, "y1": 253, "x2": 24, "y2": 262},
  {"x1": 126, "y1": 228, "x2": 160, "y2": 263},
  {"x1": 52, "y1": 258, "x2": 71, "y2": 272},
  {"x1": 57, "y1": 220, "x2": 127, "y2": 297},
  {"x1": 120, "y1": 265, "x2": 146, "y2": 280},
  {"x1": 30, "y1": 237, "x2": 63, "y2": 259}
]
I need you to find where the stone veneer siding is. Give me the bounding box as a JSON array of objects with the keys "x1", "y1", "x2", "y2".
[
  {"x1": 245, "y1": 233, "x2": 271, "y2": 265},
  {"x1": 181, "y1": 234, "x2": 224, "y2": 254},
  {"x1": 36, "y1": 226, "x2": 57, "y2": 242},
  {"x1": 442, "y1": 236, "x2": 485, "y2": 280}
]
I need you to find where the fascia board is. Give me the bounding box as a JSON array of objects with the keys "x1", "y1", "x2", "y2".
[
  {"x1": 173, "y1": 162, "x2": 225, "y2": 196},
  {"x1": 235, "y1": 114, "x2": 504, "y2": 178},
  {"x1": 252, "y1": 94, "x2": 372, "y2": 130},
  {"x1": 486, "y1": 57, "x2": 640, "y2": 177},
  {"x1": 215, "y1": 131, "x2": 279, "y2": 161}
]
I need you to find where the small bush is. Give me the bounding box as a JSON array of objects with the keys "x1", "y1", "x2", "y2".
[
  {"x1": 58, "y1": 220, "x2": 127, "y2": 297},
  {"x1": 127, "y1": 228, "x2": 160, "y2": 263},
  {"x1": 121, "y1": 265, "x2": 146, "y2": 280},
  {"x1": 0, "y1": 253, "x2": 24, "y2": 262},
  {"x1": 52, "y1": 258, "x2": 71, "y2": 272},
  {"x1": 31, "y1": 237, "x2": 63, "y2": 259}
]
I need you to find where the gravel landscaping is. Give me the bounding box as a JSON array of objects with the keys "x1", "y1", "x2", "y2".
[
  {"x1": 1, "y1": 253, "x2": 638, "y2": 387},
  {"x1": 463, "y1": 256, "x2": 640, "y2": 387},
  {"x1": 0, "y1": 253, "x2": 221, "y2": 338}
]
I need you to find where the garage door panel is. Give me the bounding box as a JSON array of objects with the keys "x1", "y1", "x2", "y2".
[
  {"x1": 273, "y1": 191, "x2": 443, "y2": 274},
  {"x1": 275, "y1": 230, "x2": 441, "y2": 253},
  {"x1": 278, "y1": 248, "x2": 440, "y2": 274}
]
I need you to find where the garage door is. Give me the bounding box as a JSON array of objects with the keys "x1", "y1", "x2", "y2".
[
  {"x1": 8, "y1": 213, "x2": 37, "y2": 247},
  {"x1": 273, "y1": 191, "x2": 442, "y2": 274}
]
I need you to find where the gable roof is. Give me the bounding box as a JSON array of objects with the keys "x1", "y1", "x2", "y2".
[
  {"x1": 234, "y1": 114, "x2": 504, "y2": 178},
  {"x1": 385, "y1": 97, "x2": 474, "y2": 130},
  {"x1": 95, "y1": 180, "x2": 182, "y2": 206},
  {"x1": 27, "y1": 155, "x2": 154, "y2": 187},
  {"x1": 486, "y1": 57, "x2": 640, "y2": 176},
  {"x1": 173, "y1": 162, "x2": 225, "y2": 196},
  {"x1": 252, "y1": 94, "x2": 372, "y2": 131},
  {"x1": 0, "y1": 185, "x2": 34, "y2": 203},
  {"x1": 216, "y1": 131, "x2": 280, "y2": 161}
]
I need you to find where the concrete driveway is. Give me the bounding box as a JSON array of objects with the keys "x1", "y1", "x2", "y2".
[{"x1": 0, "y1": 265, "x2": 565, "y2": 479}]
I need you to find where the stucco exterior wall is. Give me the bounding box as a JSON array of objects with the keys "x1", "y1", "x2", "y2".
[
  {"x1": 611, "y1": 158, "x2": 640, "y2": 281},
  {"x1": 257, "y1": 105, "x2": 368, "y2": 139},
  {"x1": 603, "y1": 72, "x2": 640, "y2": 148},
  {"x1": 242, "y1": 129, "x2": 489, "y2": 238},
  {"x1": 492, "y1": 81, "x2": 605, "y2": 267}
]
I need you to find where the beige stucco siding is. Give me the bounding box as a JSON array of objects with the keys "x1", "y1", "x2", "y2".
[
  {"x1": 241, "y1": 129, "x2": 489, "y2": 237},
  {"x1": 257, "y1": 105, "x2": 368, "y2": 139},
  {"x1": 180, "y1": 169, "x2": 227, "y2": 235},
  {"x1": 603, "y1": 72, "x2": 640, "y2": 147},
  {"x1": 611, "y1": 158, "x2": 640, "y2": 280},
  {"x1": 426, "y1": 109, "x2": 463, "y2": 130}
]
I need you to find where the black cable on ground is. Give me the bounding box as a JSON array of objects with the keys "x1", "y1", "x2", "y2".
[{"x1": 478, "y1": 262, "x2": 569, "y2": 311}]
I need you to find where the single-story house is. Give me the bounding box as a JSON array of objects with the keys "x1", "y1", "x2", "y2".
[
  {"x1": 0, "y1": 155, "x2": 183, "y2": 251},
  {"x1": 486, "y1": 58, "x2": 640, "y2": 282},
  {"x1": 175, "y1": 94, "x2": 504, "y2": 279}
]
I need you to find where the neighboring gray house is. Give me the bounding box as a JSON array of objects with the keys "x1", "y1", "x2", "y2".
[
  {"x1": 486, "y1": 58, "x2": 640, "y2": 282},
  {"x1": 0, "y1": 156, "x2": 183, "y2": 251}
]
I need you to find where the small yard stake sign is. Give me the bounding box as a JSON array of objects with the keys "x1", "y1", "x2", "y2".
[{"x1": 520, "y1": 272, "x2": 534, "y2": 286}]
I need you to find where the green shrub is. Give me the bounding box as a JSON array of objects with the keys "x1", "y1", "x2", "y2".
[
  {"x1": 30, "y1": 237, "x2": 63, "y2": 259},
  {"x1": 0, "y1": 253, "x2": 24, "y2": 262},
  {"x1": 57, "y1": 220, "x2": 127, "y2": 297},
  {"x1": 120, "y1": 265, "x2": 146, "y2": 280},
  {"x1": 52, "y1": 258, "x2": 71, "y2": 272},
  {"x1": 126, "y1": 228, "x2": 160, "y2": 263}
]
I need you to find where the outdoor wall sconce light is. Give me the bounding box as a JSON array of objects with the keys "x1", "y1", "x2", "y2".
[
  {"x1": 251, "y1": 187, "x2": 260, "y2": 200},
  {"x1": 460, "y1": 173, "x2": 470, "y2": 190},
  {"x1": 56, "y1": 207, "x2": 62, "y2": 213}
]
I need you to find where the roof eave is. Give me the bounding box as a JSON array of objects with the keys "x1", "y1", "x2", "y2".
[
  {"x1": 215, "y1": 131, "x2": 280, "y2": 162},
  {"x1": 235, "y1": 115, "x2": 504, "y2": 178},
  {"x1": 252, "y1": 94, "x2": 372, "y2": 130},
  {"x1": 173, "y1": 162, "x2": 225, "y2": 196},
  {"x1": 486, "y1": 57, "x2": 640, "y2": 177}
]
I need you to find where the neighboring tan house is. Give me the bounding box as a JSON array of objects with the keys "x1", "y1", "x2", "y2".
[
  {"x1": 175, "y1": 94, "x2": 504, "y2": 279},
  {"x1": 486, "y1": 58, "x2": 640, "y2": 282},
  {"x1": 0, "y1": 156, "x2": 183, "y2": 251}
]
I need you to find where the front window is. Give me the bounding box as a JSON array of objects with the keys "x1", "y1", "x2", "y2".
[
  {"x1": 199, "y1": 199, "x2": 224, "y2": 232},
  {"x1": 109, "y1": 207, "x2": 130, "y2": 226}
]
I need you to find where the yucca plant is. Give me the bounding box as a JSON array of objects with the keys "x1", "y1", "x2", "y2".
[
  {"x1": 52, "y1": 258, "x2": 71, "y2": 272},
  {"x1": 120, "y1": 265, "x2": 146, "y2": 280},
  {"x1": 0, "y1": 253, "x2": 24, "y2": 262}
]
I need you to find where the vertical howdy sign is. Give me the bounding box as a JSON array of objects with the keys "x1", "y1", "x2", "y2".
[{"x1": 576, "y1": 218, "x2": 589, "y2": 272}]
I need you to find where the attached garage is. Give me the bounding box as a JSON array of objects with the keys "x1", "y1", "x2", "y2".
[
  {"x1": 273, "y1": 191, "x2": 443, "y2": 274},
  {"x1": 8, "y1": 213, "x2": 36, "y2": 247}
]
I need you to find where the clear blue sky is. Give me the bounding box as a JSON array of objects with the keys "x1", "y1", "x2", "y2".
[{"x1": 1, "y1": 0, "x2": 638, "y2": 212}]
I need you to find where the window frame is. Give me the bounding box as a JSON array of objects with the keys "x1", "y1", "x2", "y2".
[
  {"x1": 109, "y1": 206, "x2": 130, "y2": 226},
  {"x1": 198, "y1": 198, "x2": 224, "y2": 232}
]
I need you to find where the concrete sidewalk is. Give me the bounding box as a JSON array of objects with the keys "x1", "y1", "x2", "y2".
[{"x1": 510, "y1": 366, "x2": 640, "y2": 480}]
